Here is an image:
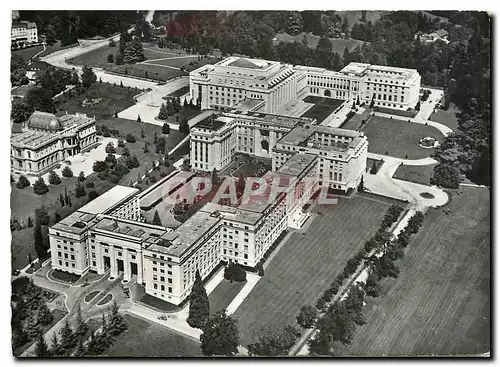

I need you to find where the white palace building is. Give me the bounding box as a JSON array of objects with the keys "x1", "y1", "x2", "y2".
[{"x1": 48, "y1": 56, "x2": 419, "y2": 305}]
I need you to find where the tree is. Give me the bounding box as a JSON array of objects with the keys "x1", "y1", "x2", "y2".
[
  {"x1": 224, "y1": 263, "x2": 247, "y2": 282},
  {"x1": 430, "y1": 163, "x2": 460, "y2": 189},
  {"x1": 158, "y1": 103, "x2": 168, "y2": 120},
  {"x1": 123, "y1": 38, "x2": 146, "y2": 64},
  {"x1": 370, "y1": 160, "x2": 378, "y2": 174},
  {"x1": 153, "y1": 131, "x2": 158, "y2": 144},
  {"x1": 50, "y1": 333, "x2": 63, "y2": 356},
  {"x1": 152, "y1": 210, "x2": 162, "y2": 226},
  {"x1": 16, "y1": 175, "x2": 30, "y2": 189},
  {"x1": 35, "y1": 206, "x2": 50, "y2": 225},
  {"x1": 107, "y1": 301, "x2": 128, "y2": 336},
  {"x1": 81, "y1": 66, "x2": 97, "y2": 88},
  {"x1": 75, "y1": 182, "x2": 86, "y2": 198},
  {"x1": 137, "y1": 114, "x2": 142, "y2": 122},
  {"x1": 117, "y1": 139, "x2": 125, "y2": 148},
  {"x1": 59, "y1": 319, "x2": 76, "y2": 354},
  {"x1": 122, "y1": 146, "x2": 131, "y2": 157},
  {"x1": 37, "y1": 301, "x2": 53, "y2": 325},
  {"x1": 71, "y1": 72, "x2": 80, "y2": 86},
  {"x1": 93, "y1": 160, "x2": 107, "y2": 172},
  {"x1": 27, "y1": 216, "x2": 33, "y2": 227},
  {"x1": 162, "y1": 122, "x2": 170, "y2": 134},
  {"x1": 200, "y1": 310, "x2": 239, "y2": 356},
  {"x1": 107, "y1": 53, "x2": 114, "y2": 63},
  {"x1": 74, "y1": 338, "x2": 87, "y2": 357},
  {"x1": 62, "y1": 166, "x2": 73, "y2": 178},
  {"x1": 75, "y1": 306, "x2": 89, "y2": 339},
  {"x1": 179, "y1": 118, "x2": 190, "y2": 134},
  {"x1": 126, "y1": 133, "x2": 136, "y2": 143},
  {"x1": 248, "y1": 325, "x2": 298, "y2": 356},
  {"x1": 211, "y1": 168, "x2": 218, "y2": 184},
  {"x1": 236, "y1": 173, "x2": 246, "y2": 196},
  {"x1": 140, "y1": 128, "x2": 145, "y2": 138},
  {"x1": 26, "y1": 87, "x2": 55, "y2": 113},
  {"x1": 105, "y1": 141, "x2": 116, "y2": 154},
  {"x1": 358, "y1": 176, "x2": 364, "y2": 192},
  {"x1": 187, "y1": 270, "x2": 210, "y2": 329},
  {"x1": 33, "y1": 177, "x2": 49, "y2": 195},
  {"x1": 77, "y1": 171, "x2": 85, "y2": 182},
  {"x1": 297, "y1": 305, "x2": 318, "y2": 329},
  {"x1": 35, "y1": 331, "x2": 49, "y2": 357},
  {"x1": 342, "y1": 16, "x2": 350, "y2": 38},
  {"x1": 48, "y1": 170, "x2": 62, "y2": 185},
  {"x1": 11, "y1": 99, "x2": 33, "y2": 123},
  {"x1": 55, "y1": 212, "x2": 61, "y2": 223}
]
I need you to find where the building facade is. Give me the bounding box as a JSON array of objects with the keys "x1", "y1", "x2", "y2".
[
  {"x1": 10, "y1": 111, "x2": 98, "y2": 177},
  {"x1": 11, "y1": 21, "x2": 38, "y2": 48},
  {"x1": 190, "y1": 57, "x2": 421, "y2": 113}
]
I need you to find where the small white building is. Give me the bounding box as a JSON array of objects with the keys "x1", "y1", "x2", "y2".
[{"x1": 11, "y1": 21, "x2": 38, "y2": 48}]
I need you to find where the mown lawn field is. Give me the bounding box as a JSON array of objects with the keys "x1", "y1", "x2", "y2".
[
  {"x1": 209, "y1": 279, "x2": 246, "y2": 314},
  {"x1": 101, "y1": 314, "x2": 201, "y2": 357},
  {"x1": 393, "y1": 163, "x2": 437, "y2": 185},
  {"x1": 337, "y1": 186, "x2": 490, "y2": 356},
  {"x1": 232, "y1": 193, "x2": 400, "y2": 347},
  {"x1": 429, "y1": 105, "x2": 460, "y2": 131},
  {"x1": 362, "y1": 116, "x2": 444, "y2": 159}
]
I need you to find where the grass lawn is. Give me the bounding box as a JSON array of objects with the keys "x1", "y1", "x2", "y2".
[
  {"x1": 362, "y1": 115, "x2": 444, "y2": 159},
  {"x1": 209, "y1": 279, "x2": 246, "y2": 314},
  {"x1": 375, "y1": 106, "x2": 416, "y2": 118},
  {"x1": 338, "y1": 186, "x2": 490, "y2": 356},
  {"x1": 55, "y1": 82, "x2": 139, "y2": 119},
  {"x1": 101, "y1": 314, "x2": 201, "y2": 357},
  {"x1": 12, "y1": 45, "x2": 44, "y2": 62},
  {"x1": 232, "y1": 193, "x2": 399, "y2": 347},
  {"x1": 227, "y1": 159, "x2": 271, "y2": 178},
  {"x1": 97, "y1": 294, "x2": 113, "y2": 306},
  {"x1": 393, "y1": 163, "x2": 437, "y2": 185},
  {"x1": 139, "y1": 292, "x2": 180, "y2": 312},
  {"x1": 301, "y1": 97, "x2": 345, "y2": 123},
  {"x1": 429, "y1": 105, "x2": 460, "y2": 131},
  {"x1": 340, "y1": 109, "x2": 370, "y2": 131},
  {"x1": 51, "y1": 269, "x2": 81, "y2": 283},
  {"x1": 85, "y1": 290, "x2": 101, "y2": 303}
]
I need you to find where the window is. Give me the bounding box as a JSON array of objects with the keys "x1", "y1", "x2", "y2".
[
  {"x1": 154, "y1": 283, "x2": 158, "y2": 290},
  {"x1": 70, "y1": 255, "x2": 75, "y2": 260},
  {"x1": 168, "y1": 287, "x2": 172, "y2": 293},
  {"x1": 168, "y1": 271, "x2": 172, "y2": 275},
  {"x1": 168, "y1": 278, "x2": 172, "y2": 284},
  {"x1": 161, "y1": 285, "x2": 165, "y2": 291},
  {"x1": 58, "y1": 251, "x2": 62, "y2": 257},
  {"x1": 160, "y1": 276, "x2": 165, "y2": 282},
  {"x1": 59, "y1": 260, "x2": 62, "y2": 266},
  {"x1": 92, "y1": 261, "x2": 96, "y2": 267}
]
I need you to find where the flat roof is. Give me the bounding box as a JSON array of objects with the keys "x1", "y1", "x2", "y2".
[
  {"x1": 277, "y1": 153, "x2": 317, "y2": 177},
  {"x1": 227, "y1": 58, "x2": 270, "y2": 70},
  {"x1": 94, "y1": 216, "x2": 167, "y2": 242},
  {"x1": 79, "y1": 185, "x2": 139, "y2": 215},
  {"x1": 232, "y1": 98, "x2": 265, "y2": 112},
  {"x1": 51, "y1": 211, "x2": 97, "y2": 235},
  {"x1": 139, "y1": 171, "x2": 196, "y2": 209},
  {"x1": 11, "y1": 129, "x2": 58, "y2": 148},
  {"x1": 193, "y1": 113, "x2": 227, "y2": 131},
  {"x1": 151, "y1": 209, "x2": 221, "y2": 256}
]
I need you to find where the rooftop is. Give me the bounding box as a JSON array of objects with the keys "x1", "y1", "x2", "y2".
[
  {"x1": 27, "y1": 111, "x2": 63, "y2": 132},
  {"x1": 340, "y1": 62, "x2": 371, "y2": 76},
  {"x1": 277, "y1": 153, "x2": 317, "y2": 177},
  {"x1": 232, "y1": 98, "x2": 265, "y2": 112},
  {"x1": 94, "y1": 216, "x2": 167, "y2": 242},
  {"x1": 139, "y1": 171, "x2": 196, "y2": 209},
  {"x1": 151, "y1": 209, "x2": 221, "y2": 257},
  {"x1": 51, "y1": 211, "x2": 97, "y2": 235},
  {"x1": 193, "y1": 113, "x2": 226, "y2": 131},
  {"x1": 79, "y1": 186, "x2": 139, "y2": 215},
  {"x1": 11, "y1": 129, "x2": 58, "y2": 149},
  {"x1": 277, "y1": 124, "x2": 360, "y2": 148},
  {"x1": 228, "y1": 58, "x2": 270, "y2": 70}
]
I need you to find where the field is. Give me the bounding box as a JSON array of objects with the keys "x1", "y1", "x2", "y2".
[
  {"x1": 301, "y1": 97, "x2": 345, "y2": 123},
  {"x1": 393, "y1": 163, "x2": 437, "y2": 185},
  {"x1": 429, "y1": 105, "x2": 460, "y2": 131},
  {"x1": 340, "y1": 109, "x2": 370, "y2": 130},
  {"x1": 362, "y1": 116, "x2": 444, "y2": 159},
  {"x1": 232, "y1": 193, "x2": 400, "y2": 347},
  {"x1": 12, "y1": 41, "x2": 78, "y2": 62},
  {"x1": 101, "y1": 314, "x2": 201, "y2": 357},
  {"x1": 338, "y1": 186, "x2": 490, "y2": 356},
  {"x1": 55, "y1": 82, "x2": 139, "y2": 119},
  {"x1": 375, "y1": 106, "x2": 416, "y2": 118},
  {"x1": 209, "y1": 279, "x2": 246, "y2": 314},
  {"x1": 66, "y1": 43, "x2": 218, "y2": 82}
]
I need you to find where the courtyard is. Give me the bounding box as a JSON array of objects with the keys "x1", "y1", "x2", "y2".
[
  {"x1": 361, "y1": 115, "x2": 444, "y2": 159},
  {"x1": 232, "y1": 193, "x2": 403, "y2": 347},
  {"x1": 336, "y1": 186, "x2": 490, "y2": 356},
  {"x1": 300, "y1": 96, "x2": 345, "y2": 123}
]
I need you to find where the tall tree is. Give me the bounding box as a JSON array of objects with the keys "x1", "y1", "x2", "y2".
[
  {"x1": 34, "y1": 221, "x2": 45, "y2": 261},
  {"x1": 35, "y1": 331, "x2": 49, "y2": 357},
  {"x1": 75, "y1": 306, "x2": 89, "y2": 338},
  {"x1": 59, "y1": 319, "x2": 76, "y2": 354},
  {"x1": 200, "y1": 310, "x2": 239, "y2": 356},
  {"x1": 248, "y1": 325, "x2": 298, "y2": 356},
  {"x1": 81, "y1": 66, "x2": 97, "y2": 88},
  {"x1": 152, "y1": 210, "x2": 162, "y2": 226},
  {"x1": 187, "y1": 270, "x2": 210, "y2": 329}
]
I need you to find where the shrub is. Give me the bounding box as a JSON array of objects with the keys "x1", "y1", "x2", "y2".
[
  {"x1": 117, "y1": 139, "x2": 125, "y2": 148},
  {"x1": 85, "y1": 181, "x2": 95, "y2": 189},
  {"x1": 315, "y1": 298, "x2": 326, "y2": 311},
  {"x1": 16, "y1": 175, "x2": 30, "y2": 189},
  {"x1": 297, "y1": 305, "x2": 318, "y2": 329},
  {"x1": 60, "y1": 166, "x2": 73, "y2": 178},
  {"x1": 126, "y1": 133, "x2": 136, "y2": 143},
  {"x1": 88, "y1": 190, "x2": 99, "y2": 201},
  {"x1": 223, "y1": 263, "x2": 247, "y2": 282},
  {"x1": 33, "y1": 177, "x2": 49, "y2": 195},
  {"x1": 322, "y1": 289, "x2": 333, "y2": 302},
  {"x1": 48, "y1": 171, "x2": 62, "y2": 185}
]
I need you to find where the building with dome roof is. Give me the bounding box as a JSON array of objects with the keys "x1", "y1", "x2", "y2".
[{"x1": 11, "y1": 111, "x2": 97, "y2": 177}]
